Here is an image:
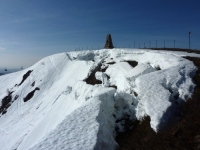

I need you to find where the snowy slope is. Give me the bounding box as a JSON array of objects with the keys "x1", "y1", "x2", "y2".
[{"x1": 0, "y1": 49, "x2": 198, "y2": 150}]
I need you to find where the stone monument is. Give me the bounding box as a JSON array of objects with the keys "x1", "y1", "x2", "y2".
[{"x1": 104, "y1": 34, "x2": 114, "y2": 49}]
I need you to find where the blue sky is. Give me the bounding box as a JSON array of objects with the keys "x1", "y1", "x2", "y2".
[{"x1": 0, "y1": 0, "x2": 200, "y2": 68}]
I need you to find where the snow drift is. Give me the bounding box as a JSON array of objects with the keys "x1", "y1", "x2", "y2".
[{"x1": 0, "y1": 49, "x2": 198, "y2": 150}]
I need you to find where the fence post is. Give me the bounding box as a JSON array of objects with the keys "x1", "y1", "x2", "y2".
[{"x1": 156, "y1": 40, "x2": 157, "y2": 48}]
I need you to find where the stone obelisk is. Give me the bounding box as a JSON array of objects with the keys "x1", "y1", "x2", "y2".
[{"x1": 104, "y1": 34, "x2": 114, "y2": 49}]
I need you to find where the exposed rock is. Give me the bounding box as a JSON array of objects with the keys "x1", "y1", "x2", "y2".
[
  {"x1": 24, "y1": 87, "x2": 40, "y2": 102},
  {"x1": 104, "y1": 34, "x2": 114, "y2": 49},
  {"x1": 18, "y1": 70, "x2": 33, "y2": 86},
  {"x1": 0, "y1": 90, "x2": 13, "y2": 115}
]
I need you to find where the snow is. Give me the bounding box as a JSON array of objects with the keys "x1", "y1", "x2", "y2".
[
  {"x1": 95, "y1": 71, "x2": 109, "y2": 86},
  {"x1": 106, "y1": 62, "x2": 133, "y2": 91},
  {"x1": 126, "y1": 63, "x2": 156, "y2": 80},
  {"x1": 0, "y1": 49, "x2": 199, "y2": 150}
]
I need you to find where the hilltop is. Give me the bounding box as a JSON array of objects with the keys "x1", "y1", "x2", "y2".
[{"x1": 0, "y1": 49, "x2": 199, "y2": 150}]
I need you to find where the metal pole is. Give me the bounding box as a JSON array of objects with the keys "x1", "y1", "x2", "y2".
[
  {"x1": 149, "y1": 41, "x2": 151, "y2": 48},
  {"x1": 156, "y1": 40, "x2": 157, "y2": 48},
  {"x1": 164, "y1": 40, "x2": 165, "y2": 48},
  {"x1": 174, "y1": 40, "x2": 175, "y2": 49},
  {"x1": 189, "y1": 31, "x2": 191, "y2": 49}
]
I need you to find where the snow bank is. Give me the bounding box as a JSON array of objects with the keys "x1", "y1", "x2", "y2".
[
  {"x1": 30, "y1": 82, "x2": 117, "y2": 150},
  {"x1": 0, "y1": 49, "x2": 198, "y2": 150}
]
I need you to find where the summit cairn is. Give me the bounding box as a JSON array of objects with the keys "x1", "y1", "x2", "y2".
[{"x1": 104, "y1": 34, "x2": 114, "y2": 49}]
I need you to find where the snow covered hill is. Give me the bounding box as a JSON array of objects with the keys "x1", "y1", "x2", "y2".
[{"x1": 0, "y1": 49, "x2": 199, "y2": 150}]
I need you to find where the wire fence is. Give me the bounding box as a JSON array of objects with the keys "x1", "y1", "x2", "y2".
[{"x1": 74, "y1": 39, "x2": 200, "y2": 51}]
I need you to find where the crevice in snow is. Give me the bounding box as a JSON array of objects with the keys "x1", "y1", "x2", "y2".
[
  {"x1": 112, "y1": 92, "x2": 138, "y2": 134},
  {"x1": 125, "y1": 61, "x2": 138, "y2": 68},
  {"x1": 84, "y1": 61, "x2": 110, "y2": 85},
  {"x1": 155, "y1": 65, "x2": 161, "y2": 70},
  {"x1": 107, "y1": 62, "x2": 116, "y2": 65},
  {"x1": 84, "y1": 63, "x2": 103, "y2": 85},
  {"x1": 108, "y1": 85, "x2": 117, "y2": 89}
]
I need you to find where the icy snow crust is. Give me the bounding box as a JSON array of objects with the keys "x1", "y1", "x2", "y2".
[{"x1": 0, "y1": 49, "x2": 198, "y2": 150}]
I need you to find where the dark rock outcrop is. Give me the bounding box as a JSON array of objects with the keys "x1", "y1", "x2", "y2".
[
  {"x1": 104, "y1": 34, "x2": 114, "y2": 49},
  {"x1": 24, "y1": 87, "x2": 40, "y2": 102}
]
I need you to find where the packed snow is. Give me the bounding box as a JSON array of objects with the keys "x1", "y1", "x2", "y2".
[{"x1": 0, "y1": 49, "x2": 199, "y2": 150}]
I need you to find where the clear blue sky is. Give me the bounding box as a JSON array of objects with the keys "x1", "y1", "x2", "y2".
[{"x1": 0, "y1": 0, "x2": 200, "y2": 68}]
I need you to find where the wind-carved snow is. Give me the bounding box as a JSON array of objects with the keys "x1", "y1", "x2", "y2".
[
  {"x1": 126, "y1": 63, "x2": 156, "y2": 80},
  {"x1": 95, "y1": 71, "x2": 109, "y2": 86},
  {"x1": 0, "y1": 49, "x2": 198, "y2": 150}
]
